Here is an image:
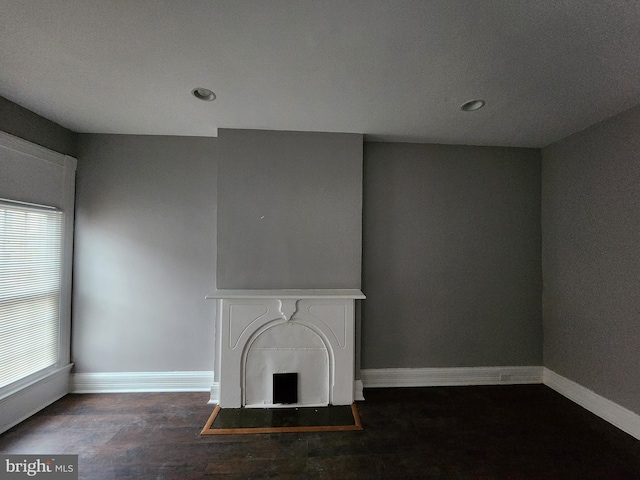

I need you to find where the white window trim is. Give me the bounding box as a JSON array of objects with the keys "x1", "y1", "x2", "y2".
[{"x1": 0, "y1": 132, "x2": 76, "y2": 433}]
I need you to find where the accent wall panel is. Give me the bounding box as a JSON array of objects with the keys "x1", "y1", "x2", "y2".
[{"x1": 216, "y1": 129, "x2": 363, "y2": 289}]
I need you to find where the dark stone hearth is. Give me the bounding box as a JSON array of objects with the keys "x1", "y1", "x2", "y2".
[{"x1": 211, "y1": 405, "x2": 357, "y2": 430}]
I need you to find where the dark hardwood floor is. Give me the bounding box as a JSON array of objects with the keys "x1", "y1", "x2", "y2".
[{"x1": 1, "y1": 385, "x2": 639, "y2": 479}]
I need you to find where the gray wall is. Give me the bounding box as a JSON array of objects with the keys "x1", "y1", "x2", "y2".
[
  {"x1": 216, "y1": 129, "x2": 363, "y2": 289},
  {"x1": 542, "y1": 105, "x2": 640, "y2": 414},
  {"x1": 72, "y1": 135, "x2": 217, "y2": 372},
  {"x1": 0, "y1": 96, "x2": 77, "y2": 157},
  {"x1": 362, "y1": 142, "x2": 542, "y2": 369}
]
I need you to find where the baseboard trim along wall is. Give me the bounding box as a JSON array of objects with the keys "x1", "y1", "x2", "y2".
[
  {"x1": 543, "y1": 368, "x2": 640, "y2": 441},
  {"x1": 354, "y1": 379, "x2": 365, "y2": 401},
  {"x1": 1, "y1": 364, "x2": 72, "y2": 435},
  {"x1": 360, "y1": 366, "x2": 543, "y2": 388},
  {"x1": 70, "y1": 371, "x2": 214, "y2": 393},
  {"x1": 71, "y1": 373, "x2": 358, "y2": 405},
  {"x1": 209, "y1": 382, "x2": 220, "y2": 405}
]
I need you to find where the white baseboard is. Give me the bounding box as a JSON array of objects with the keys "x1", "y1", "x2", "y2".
[
  {"x1": 209, "y1": 382, "x2": 220, "y2": 404},
  {"x1": 543, "y1": 368, "x2": 640, "y2": 441},
  {"x1": 361, "y1": 366, "x2": 543, "y2": 388},
  {"x1": 0, "y1": 364, "x2": 72, "y2": 434},
  {"x1": 71, "y1": 371, "x2": 214, "y2": 393},
  {"x1": 354, "y1": 379, "x2": 365, "y2": 401}
]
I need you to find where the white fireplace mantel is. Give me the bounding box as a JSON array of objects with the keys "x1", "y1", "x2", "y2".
[
  {"x1": 206, "y1": 289, "x2": 365, "y2": 408},
  {"x1": 206, "y1": 289, "x2": 366, "y2": 300}
]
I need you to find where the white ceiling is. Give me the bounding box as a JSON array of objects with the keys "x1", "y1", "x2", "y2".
[{"x1": 2, "y1": 0, "x2": 640, "y2": 148}]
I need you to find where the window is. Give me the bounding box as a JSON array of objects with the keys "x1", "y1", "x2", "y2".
[{"x1": 0, "y1": 200, "x2": 63, "y2": 389}]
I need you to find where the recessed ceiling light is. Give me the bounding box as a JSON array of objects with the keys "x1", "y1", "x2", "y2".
[
  {"x1": 192, "y1": 88, "x2": 216, "y2": 101},
  {"x1": 460, "y1": 99, "x2": 485, "y2": 112}
]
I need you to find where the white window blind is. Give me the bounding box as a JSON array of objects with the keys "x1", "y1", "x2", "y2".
[{"x1": 0, "y1": 201, "x2": 63, "y2": 389}]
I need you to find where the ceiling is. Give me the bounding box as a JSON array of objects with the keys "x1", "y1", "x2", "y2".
[{"x1": 2, "y1": 1, "x2": 640, "y2": 148}]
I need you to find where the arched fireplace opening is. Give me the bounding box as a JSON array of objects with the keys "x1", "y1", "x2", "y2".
[{"x1": 243, "y1": 321, "x2": 329, "y2": 407}]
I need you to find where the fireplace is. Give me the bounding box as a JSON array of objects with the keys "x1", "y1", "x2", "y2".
[{"x1": 207, "y1": 290, "x2": 365, "y2": 408}]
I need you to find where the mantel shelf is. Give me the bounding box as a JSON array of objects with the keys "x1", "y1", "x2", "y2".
[{"x1": 206, "y1": 289, "x2": 365, "y2": 300}]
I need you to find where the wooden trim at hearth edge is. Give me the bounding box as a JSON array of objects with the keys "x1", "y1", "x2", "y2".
[
  {"x1": 360, "y1": 366, "x2": 543, "y2": 388},
  {"x1": 200, "y1": 403, "x2": 363, "y2": 435}
]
